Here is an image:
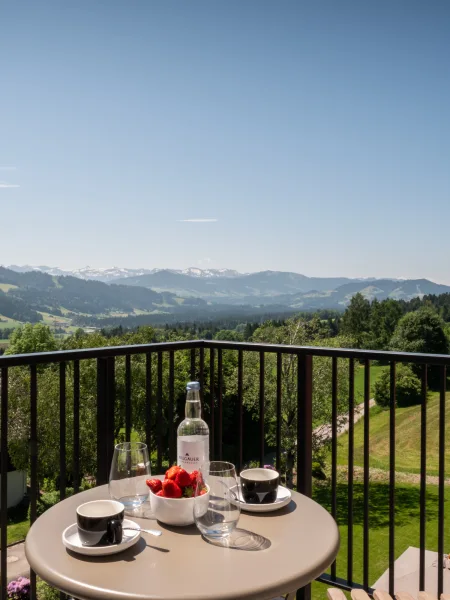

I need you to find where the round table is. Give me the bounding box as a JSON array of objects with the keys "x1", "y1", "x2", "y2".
[{"x1": 25, "y1": 484, "x2": 339, "y2": 600}]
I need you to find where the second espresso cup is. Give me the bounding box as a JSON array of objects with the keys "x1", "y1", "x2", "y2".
[
  {"x1": 76, "y1": 500, "x2": 124, "y2": 546},
  {"x1": 240, "y1": 468, "x2": 280, "y2": 504}
]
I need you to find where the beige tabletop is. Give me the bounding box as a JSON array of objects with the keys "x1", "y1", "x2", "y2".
[{"x1": 25, "y1": 484, "x2": 339, "y2": 600}]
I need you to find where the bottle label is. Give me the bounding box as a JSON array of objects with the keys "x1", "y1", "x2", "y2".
[{"x1": 177, "y1": 437, "x2": 209, "y2": 473}]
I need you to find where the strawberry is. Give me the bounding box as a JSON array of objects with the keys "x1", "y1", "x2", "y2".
[
  {"x1": 156, "y1": 490, "x2": 165, "y2": 497},
  {"x1": 146, "y1": 478, "x2": 162, "y2": 494},
  {"x1": 189, "y1": 470, "x2": 200, "y2": 487},
  {"x1": 165, "y1": 466, "x2": 182, "y2": 480},
  {"x1": 162, "y1": 479, "x2": 182, "y2": 498},
  {"x1": 199, "y1": 488, "x2": 208, "y2": 496},
  {"x1": 174, "y1": 468, "x2": 191, "y2": 488},
  {"x1": 183, "y1": 485, "x2": 194, "y2": 498}
]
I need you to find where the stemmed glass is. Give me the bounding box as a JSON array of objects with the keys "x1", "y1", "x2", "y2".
[
  {"x1": 194, "y1": 461, "x2": 240, "y2": 539},
  {"x1": 109, "y1": 442, "x2": 151, "y2": 512}
]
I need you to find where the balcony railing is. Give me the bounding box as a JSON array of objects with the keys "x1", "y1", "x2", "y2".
[{"x1": 1, "y1": 340, "x2": 450, "y2": 600}]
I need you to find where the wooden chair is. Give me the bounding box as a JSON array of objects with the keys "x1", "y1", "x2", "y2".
[{"x1": 325, "y1": 588, "x2": 445, "y2": 600}]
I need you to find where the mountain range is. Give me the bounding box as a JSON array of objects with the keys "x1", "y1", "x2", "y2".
[
  {"x1": 1, "y1": 265, "x2": 450, "y2": 333},
  {"x1": 4, "y1": 265, "x2": 242, "y2": 282}
]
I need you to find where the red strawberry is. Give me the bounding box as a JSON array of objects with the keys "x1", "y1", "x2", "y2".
[
  {"x1": 162, "y1": 479, "x2": 182, "y2": 498},
  {"x1": 146, "y1": 479, "x2": 162, "y2": 494},
  {"x1": 166, "y1": 466, "x2": 182, "y2": 480},
  {"x1": 189, "y1": 470, "x2": 200, "y2": 487},
  {"x1": 199, "y1": 488, "x2": 208, "y2": 496},
  {"x1": 156, "y1": 490, "x2": 165, "y2": 497},
  {"x1": 174, "y1": 468, "x2": 191, "y2": 488}
]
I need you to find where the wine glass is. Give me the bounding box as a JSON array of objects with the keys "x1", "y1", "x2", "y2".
[
  {"x1": 109, "y1": 442, "x2": 151, "y2": 512},
  {"x1": 194, "y1": 461, "x2": 240, "y2": 539}
]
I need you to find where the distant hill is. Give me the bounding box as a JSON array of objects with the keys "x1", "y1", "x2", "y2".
[
  {"x1": 115, "y1": 269, "x2": 357, "y2": 300},
  {"x1": 0, "y1": 267, "x2": 205, "y2": 327},
  {"x1": 262, "y1": 278, "x2": 450, "y2": 310},
  {"x1": 2, "y1": 266, "x2": 450, "y2": 332}
]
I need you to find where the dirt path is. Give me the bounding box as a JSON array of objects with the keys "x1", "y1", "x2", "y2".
[
  {"x1": 3, "y1": 542, "x2": 29, "y2": 583},
  {"x1": 336, "y1": 465, "x2": 450, "y2": 486},
  {"x1": 314, "y1": 399, "x2": 376, "y2": 444}
]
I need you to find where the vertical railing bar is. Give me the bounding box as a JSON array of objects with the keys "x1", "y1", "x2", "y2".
[
  {"x1": 96, "y1": 358, "x2": 107, "y2": 485},
  {"x1": 190, "y1": 348, "x2": 196, "y2": 381},
  {"x1": 169, "y1": 351, "x2": 175, "y2": 465},
  {"x1": 73, "y1": 360, "x2": 80, "y2": 494},
  {"x1": 389, "y1": 361, "x2": 396, "y2": 596},
  {"x1": 296, "y1": 354, "x2": 313, "y2": 600},
  {"x1": 59, "y1": 362, "x2": 68, "y2": 600},
  {"x1": 331, "y1": 356, "x2": 338, "y2": 580},
  {"x1": 438, "y1": 365, "x2": 446, "y2": 598},
  {"x1": 419, "y1": 364, "x2": 427, "y2": 590},
  {"x1": 238, "y1": 349, "x2": 244, "y2": 473},
  {"x1": 106, "y1": 357, "x2": 115, "y2": 473},
  {"x1": 59, "y1": 362, "x2": 67, "y2": 500},
  {"x1": 297, "y1": 354, "x2": 313, "y2": 497},
  {"x1": 363, "y1": 359, "x2": 370, "y2": 590},
  {"x1": 30, "y1": 364, "x2": 38, "y2": 600},
  {"x1": 348, "y1": 358, "x2": 355, "y2": 586},
  {"x1": 1, "y1": 368, "x2": 8, "y2": 600},
  {"x1": 276, "y1": 353, "x2": 282, "y2": 473},
  {"x1": 209, "y1": 348, "x2": 215, "y2": 461},
  {"x1": 125, "y1": 354, "x2": 132, "y2": 443},
  {"x1": 146, "y1": 353, "x2": 152, "y2": 462},
  {"x1": 218, "y1": 348, "x2": 223, "y2": 461},
  {"x1": 157, "y1": 352, "x2": 163, "y2": 472},
  {"x1": 259, "y1": 351, "x2": 265, "y2": 467},
  {"x1": 199, "y1": 346, "x2": 205, "y2": 419}
]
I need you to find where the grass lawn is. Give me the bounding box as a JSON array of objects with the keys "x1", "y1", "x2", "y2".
[
  {"x1": 353, "y1": 364, "x2": 388, "y2": 402},
  {"x1": 0, "y1": 283, "x2": 18, "y2": 292},
  {"x1": 0, "y1": 315, "x2": 21, "y2": 330},
  {"x1": 38, "y1": 311, "x2": 71, "y2": 326},
  {"x1": 311, "y1": 480, "x2": 449, "y2": 598},
  {"x1": 5, "y1": 502, "x2": 30, "y2": 546},
  {"x1": 336, "y1": 391, "x2": 450, "y2": 476}
]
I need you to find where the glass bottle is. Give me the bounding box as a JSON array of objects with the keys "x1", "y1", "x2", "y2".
[{"x1": 177, "y1": 381, "x2": 209, "y2": 472}]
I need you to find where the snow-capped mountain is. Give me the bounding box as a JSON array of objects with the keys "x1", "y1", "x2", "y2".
[
  {"x1": 180, "y1": 268, "x2": 243, "y2": 278},
  {"x1": 4, "y1": 265, "x2": 244, "y2": 283}
]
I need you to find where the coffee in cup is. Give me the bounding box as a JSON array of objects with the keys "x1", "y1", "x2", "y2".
[
  {"x1": 240, "y1": 468, "x2": 280, "y2": 504},
  {"x1": 76, "y1": 500, "x2": 124, "y2": 546}
]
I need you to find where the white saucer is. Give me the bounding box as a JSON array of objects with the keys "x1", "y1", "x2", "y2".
[
  {"x1": 237, "y1": 485, "x2": 292, "y2": 513},
  {"x1": 62, "y1": 518, "x2": 141, "y2": 556}
]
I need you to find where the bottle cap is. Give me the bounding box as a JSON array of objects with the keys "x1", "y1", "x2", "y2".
[{"x1": 186, "y1": 381, "x2": 200, "y2": 391}]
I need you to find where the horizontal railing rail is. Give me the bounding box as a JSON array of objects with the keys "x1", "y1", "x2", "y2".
[
  {"x1": 1, "y1": 339, "x2": 449, "y2": 600},
  {"x1": 2, "y1": 338, "x2": 450, "y2": 366}
]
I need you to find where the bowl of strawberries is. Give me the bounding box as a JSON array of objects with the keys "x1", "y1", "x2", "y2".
[{"x1": 146, "y1": 466, "x2": 209, "y2": 526}]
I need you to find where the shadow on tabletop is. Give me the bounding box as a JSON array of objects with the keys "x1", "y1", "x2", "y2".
[
  {"x1": 67, "y1": 537, "x2": 169, "y2": 563},
  {"x1": 240, "y1": 499, "x2": 297, "y2": 518},
  {"x1": 203, "y1": 528, "x2": 271, "y2": 551}
]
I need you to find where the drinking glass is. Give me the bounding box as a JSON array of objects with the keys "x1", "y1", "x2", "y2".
[
  {"x1": 194, "y1": 461, "x2": 240, "y2": 539},
  {"x1": 109, "y1": 442, "x2": 151, "y2": 511}
]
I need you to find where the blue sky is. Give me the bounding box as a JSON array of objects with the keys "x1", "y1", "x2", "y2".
[{"x1": 1, "y1": 1, "x2": 450, "y2": 282}]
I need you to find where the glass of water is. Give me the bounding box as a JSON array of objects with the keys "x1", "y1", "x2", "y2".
[
  {"x1": 194, "y1": 461, "x2": 240, "y2": 539},
  {"x1": 109, "y1": 442, "x2": 150, "y2": 512}
]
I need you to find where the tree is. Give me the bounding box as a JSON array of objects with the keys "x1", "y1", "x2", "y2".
[
  {"x1": 369, "y1": 299, "x2": 403, "y2": 350},
  {"x1": 341, "y1": 293, "x2": 372, "y2": 347},
  {"x1": 374, "y1": 364, "x2": 422, "y2": 408},
  {"x1": 229, "y1": 317, "x2": 353, "y2": 487},
  {"x1": 390, "y1": 308, "x2": 448, "y2": 386},
  {"x1": 390, "y1": 308, "x2": 448, "y2": 355},
  {"x1": 5, "y1": 323, "x2": 57, "y2": 355}
]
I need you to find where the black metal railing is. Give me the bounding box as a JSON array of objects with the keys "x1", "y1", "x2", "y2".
[{"x1": 1, "y1": 340, "x2": 450, "y2": 600}]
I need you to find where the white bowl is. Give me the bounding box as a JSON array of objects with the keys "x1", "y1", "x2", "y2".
[{"x1": 149, "y1": 487, "x2": 210, "y2": 527}]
